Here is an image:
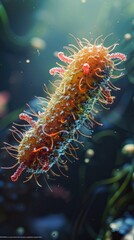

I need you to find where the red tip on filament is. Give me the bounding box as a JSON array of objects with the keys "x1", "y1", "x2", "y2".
[{"x1": 11, "y1": 162, "x2": 25, "y2": 182}]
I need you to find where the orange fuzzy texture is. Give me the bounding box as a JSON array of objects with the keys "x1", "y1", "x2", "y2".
[
  {"x1": 4, "y1": 38, "x2": 126, "y2": 184},
  {"x1": 19, "y1": 46, "x2": 112, "y2": 167}
]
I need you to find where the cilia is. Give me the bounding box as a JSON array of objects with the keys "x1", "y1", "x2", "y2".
[{"x1": 3, "y1": 35, "x2": 126, "y2": 186}]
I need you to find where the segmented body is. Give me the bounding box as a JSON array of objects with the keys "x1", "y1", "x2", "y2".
[{"x1": 3, "y1": 37, "x2": 126, "y2": 186}]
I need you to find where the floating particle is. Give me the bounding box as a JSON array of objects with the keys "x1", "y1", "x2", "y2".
[
  {"x1": 16, "y1": 226, "x2": 25, "y2": 236},
  {"x1": 84, "y1": 158, "x2": 90, "y2": 164},
  {"x1": 30, "y1": 37, "x2": 46, "y2": 50},
  {"x1": 124, "y1": 33, "x2": 132, "y2": 41},
  {"x1": 122, "y1": 143, "x2": 134, "y2": 156},
  {"x1": 51, "y1": 230, "x2": 59, "y2": 239},
  {"x1": 26, "y1": 59, "x2": 30, "y2": 63},
  {"x1": 86, "y1": 148, "x2": 95, "y2": 158},
  {"x1": 81, "y1": 0, "x2": 87, "y2": 3}
]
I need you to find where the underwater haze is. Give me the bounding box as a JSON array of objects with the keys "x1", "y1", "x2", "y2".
[{"x1": 0, "y1": 0, "x2": 134, "y2": 239}]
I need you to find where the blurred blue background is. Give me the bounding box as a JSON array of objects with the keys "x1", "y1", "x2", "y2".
[{"x1": 0, "y1": 0, "x2": 134, "y2": 239}]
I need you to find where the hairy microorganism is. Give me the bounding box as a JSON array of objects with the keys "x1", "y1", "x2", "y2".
[{"x1": 3, "y1": 36, "x2": 126, "y2": 186}]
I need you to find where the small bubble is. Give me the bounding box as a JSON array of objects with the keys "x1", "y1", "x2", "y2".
[
  {"x1": 122, "y1": 143, "x2": 134, "y2": 156},
  {"x1": 51, "y1": 230, "x2": 59, "y2": 239},
  {"x1": 84, "y1": 158, "x2": 90, "y2": 163},
  {"x1": 86, "y1": 149, "x2": 94, "y2": 158},
  {"x1": 26, "y1": 59, "x2": 30, "y2": 63},
  {"x1": 30, "y1": 37, "x2": 46, "y2": 50},
  {"x1": 16, "y1": 226, "x2": 25, "y2": 236},
  {"x1": 124, "y1": 33, "x2": 132, "y2": 41}
]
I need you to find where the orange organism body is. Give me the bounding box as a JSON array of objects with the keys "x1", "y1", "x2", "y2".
[{"x1": 3, "y1": 37, "x2": 126, "y2": 186}]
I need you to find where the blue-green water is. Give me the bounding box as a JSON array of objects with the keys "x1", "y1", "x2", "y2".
[{"x1": 0, "y1": 0, "x2": 134, "y2": 239}]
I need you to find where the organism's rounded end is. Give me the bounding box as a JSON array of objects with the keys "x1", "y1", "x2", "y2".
[
  {"x1": 11, "y1": 174, "x2": 18, "y2": 182},
  {"x1": 11, "y1": 162, "x2": 25, "y2": 182}
]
